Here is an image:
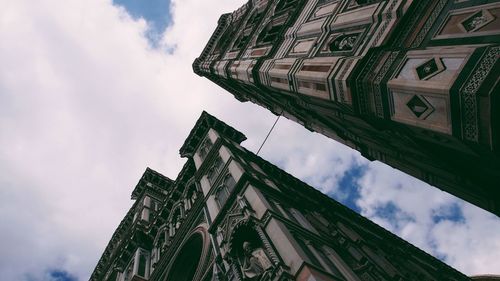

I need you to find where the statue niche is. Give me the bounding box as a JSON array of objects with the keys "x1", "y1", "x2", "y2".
[
  {"x1": 241, "y1": 241, "x2": 273, "y2": 279},
  {"x1": 229, "y1": 223, "x2": 274, "y2": 280}
]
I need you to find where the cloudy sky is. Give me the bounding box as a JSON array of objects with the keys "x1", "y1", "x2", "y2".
[{"x1": 0, "y1": 0, "x2": 499, "y2": 280}]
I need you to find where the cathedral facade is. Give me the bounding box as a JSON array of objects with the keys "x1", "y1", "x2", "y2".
[
  {"x1": 193, "y1": 0, "x2": 500, "y2": 216},
  {"x1": 90, "y1": 112, "x2": 473, "y2": 281}
]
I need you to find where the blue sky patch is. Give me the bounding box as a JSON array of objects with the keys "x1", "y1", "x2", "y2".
[
  {"x1": 432, "y1": 203, "x2": 465, "y2": 224},
  {"x1": 374, "y1": 201, "x2": 416, "y2": 230},
  {"x1": 113, "y1": 0, "x2": 172, "y2": 46},
  {"x1": 49, "y1": 270, "x2": 78, "y2": 281},
  {"x1": 330, "y1": 164, "x2": 366, "y2": 213},
  {"x1": 24, "y1": 269, "x2": 78, "y2": 281}
]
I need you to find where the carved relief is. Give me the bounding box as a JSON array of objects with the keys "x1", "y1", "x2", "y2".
[
  {"x1": 389, "y1": 90, "x2": 451, "y2": 135},
  {"x1": 413, "y1": 57, "x2": 446, "y2": 80},
  {"x1": 406, "y1": 95, "x2": 435, "y2": 119},
  {"x1": 217, "y1": 197, "x2": 253, "y2": 247},
  {"x1": 328, "y1": 33, "x2": 360, "y2": 52},
  {"x1": 435, "y1": 5, "x2": 500, "y2": 39},
  {"x1": 458, "y1": 9, "x2": 495, "y2": 33},
  {"x1": 240, "y1": 241, "x2": 273, "y2": 279},
  {"x1": 396, "y1": 56, "x2": 466, "y2": 84},
  {"x1": 226, "y1": 220, "x2": 278, "y2": 280}
]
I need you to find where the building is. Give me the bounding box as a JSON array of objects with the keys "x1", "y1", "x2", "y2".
[
  {"x1": 193, "y1": 0, "x2": 500, "y2": 217},
  {"x1": 471, "y1": 276, "x2": 500, "y2": 281},
  {"x1": 90, "y1": 111, "x2": 474, "y2": 281}
]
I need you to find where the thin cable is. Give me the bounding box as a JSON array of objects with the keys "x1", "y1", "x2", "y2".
[{"x1": 256, "y1": 112, "x2": 282, "y2": 155}]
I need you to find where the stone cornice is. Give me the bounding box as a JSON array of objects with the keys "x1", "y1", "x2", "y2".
[
  {"x1": 131, "y1": 167, "x2": 174, "y2": 200},
  {"x1": 179, "y1": 111, "x2": 246, "y2": 158}
]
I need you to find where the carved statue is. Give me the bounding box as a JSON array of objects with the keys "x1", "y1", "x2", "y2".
[
  {"x1": 330, "y1": 34, "x2": 358, "y2": 52},
  {"x1": 241, "y1": 241, "x2": 273, "y2": 280},
  {"x1": 465, "y1": 14, "x2": 488, "y2": 32},
  {"x1": 217, "y1": 226, "x2": 224, "y2": 244}
]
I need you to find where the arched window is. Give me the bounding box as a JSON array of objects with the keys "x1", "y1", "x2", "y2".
[
  {"x1": 231, "y1": 11, "x2": 263, "y2": 51},
  {"x1": 169, "y1": 208, "x2": 182, "y2": 237},
  {"x1": 173, "y1": 210, "x2": 181, "y2": 229},
  {"x1": 233, "y1": 31, "x2": 252, "y2": 50},
  {"x1": 214, "y1": 19, "x2": 241, "y2": 54},
  {"x1": 256, "y1": 22, "x2": 283, "y2": 46},
  {"x1": 355, "y1": 0, "x2": 378, "y2": 5},
  {"x1": 137, "y1": 250, "x2": 148, "y2": 278},
  {"x1": 207, "y1": 167, "x2": 217, "y2": 185},
  {"x1": 123, "y1": 258, "x2": 134, "y2": 281},
  {"x1": 165, "y1": 233, "x2": 205, "y2": 281},
  {"x1": 224, "y1": 173, "x2": 236, "y2": 192},
  {"x1": 151, "y1": 227, "x2": 167, "y2": 270},
  {"x1": 275, "y1": 0, "x2": 297, "y2": 14},
  {"x1": 207, "y1": 156, "x2": 225, "y2": 185},
  {"x1": 254, "y1": 0, "x2": 298, "y2": 46},
  {"x1": 122, "y1": 248, "x2": 150, "y2": 281},
  {"x1": 198, "y1": 137, "x2": 213, "y2": 160},
  {"x1": 189, "y1": 186, "x2": 198, "y2": 204},
  {"x1": 185, "y1": 185, "x2": 198, "y2": 210},
  {"x1": 215, "y1": 173, "x2": 236, "y2": 208},
  {"x1": 215, "y1": 185, "x2": 230, "y2": 208}
]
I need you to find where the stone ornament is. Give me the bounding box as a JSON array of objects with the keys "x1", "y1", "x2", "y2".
[
  {"x1": 459, "y1": 9, "x2": 495, "y2": 33},
  {"x1": 406, "y1": 95, "x2": 435, "y2": 119},
  {"x1": 413, "y1": 57, "x2": 446, "y2": 80},
  {"x1": 329, "y1": 33, "x2": 360, "y2": 52},
  {"x1": 241, "y1": 241, "x2": 273, "y2": 280}
]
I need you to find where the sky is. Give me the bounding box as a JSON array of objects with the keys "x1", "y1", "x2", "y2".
[{"x1": 0, "y1": 0, "x2": 499, "y2": 280}]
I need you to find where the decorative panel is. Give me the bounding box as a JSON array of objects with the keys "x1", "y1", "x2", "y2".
[
  {"x1": 310, "y1": 1, "x2": 340, "y2": 20},
  {"x1": 319, "y1": 30, "x2": 364, "y2": 55},
  {"x1": 289, "y1": 39, "x2": 316, "y2": 56},
  {"x1": 435, "y1": 4, "x2": 500, "y2": 39},
  {"x1": 390, "y1": 91, "x2": 451, "y2": 134}
]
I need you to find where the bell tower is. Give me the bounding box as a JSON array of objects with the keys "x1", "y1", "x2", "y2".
[{"x1": 194, "y1": 0, "x2": 500, "y2": 217}]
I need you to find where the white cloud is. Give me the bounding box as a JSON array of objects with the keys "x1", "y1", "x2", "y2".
[
  {"x1": 0, "y1": 0, "x2": 499, "y2": 280},
  {"x1": 0, "y1": 0, "x2": 248, "y2": 279},
  {"x1": 356, "y1": 162, "x2": 500, "y2": 275},
  {"x1": 257, "y1": 119, "x2": 367, "y2": 198}
]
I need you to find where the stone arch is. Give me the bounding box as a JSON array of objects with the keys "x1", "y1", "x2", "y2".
[
  {"x1": 274, "y1": 0, "x2": 298, "y2": 14},
  {"x1": 166, "y1": 203, "x2": 184, "y2": 237},
  {"x1": 231, "y1": 9, "x2": 264, "y2": 51},
  {"x1": 153, "y1": 224, "x2": 168, "y2": 245},
  {"x1": 167, "y1": 202, "x2": 184, "y2": 222},
  {"x1": 256, "y1": 21, "x2": 282, "y2": 46},
  {"x1": 182, "y1": 183, "x2": 200, "y2": 210},
  {"x1": 164, "y1": 225, "x2": 212, "y2": 281},
  {"x1": 152, "y1": 224, "x2": 168, "y2": 265},
  {"x1": 153, "y1": 224, "x2": 168, "y2": 248},
  {"x1": 254, "y1": 0, "x2": 300, "y2": 47},
  {"x1": 228, "y1": 220, "x2": 262, "y2": 258}
]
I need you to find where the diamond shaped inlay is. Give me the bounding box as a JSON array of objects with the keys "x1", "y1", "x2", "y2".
[
  {"x1": 407, "y1": 95, "x2": 435, "y2": 119},
  {"x1": 414, "y1": 57, "x2": 445, "y2": 80},
  {"x1": 459, "y1": 9, "x2": 495, "y2": 33}
]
